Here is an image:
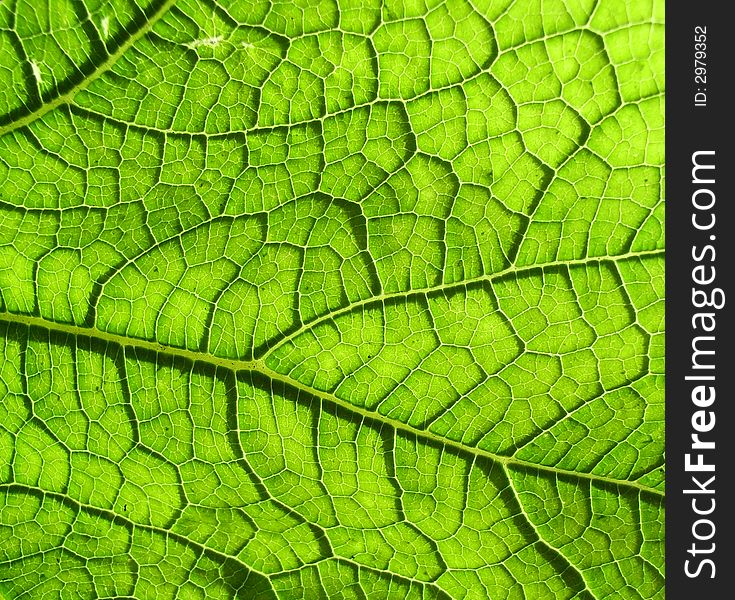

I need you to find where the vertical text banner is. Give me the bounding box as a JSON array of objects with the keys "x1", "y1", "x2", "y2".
[{"x1": 667, "y1": 1, "x2": 732, "y2": 596}]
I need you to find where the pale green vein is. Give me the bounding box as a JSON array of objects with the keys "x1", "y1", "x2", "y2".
[
  {"x1": 502, "y1": 467, "x2": 597, "y2": 599},
  {"x1": 0, "y1": 309, "x2": 665, "y2": 499},
  {"x1": 0, "y1": 0, "x2": 179, "y2": 138},
  {"x1": 256, "y1": 360, "x2": 665, "y2": 499},
  {"x1": 264, "y1": 248, "x2": 665, "y2": 359},
  {"x1": 0, "y1": 311, "x2": 257, "y2": 373}
]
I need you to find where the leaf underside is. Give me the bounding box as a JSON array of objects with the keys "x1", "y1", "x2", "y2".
[{"x1": 0, "y1": 0, "x2": 664, "y2": 599}]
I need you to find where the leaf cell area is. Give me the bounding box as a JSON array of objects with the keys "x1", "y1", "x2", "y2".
[{"x1": 0, "y1": 0, "x2": 664, "y2": 599}]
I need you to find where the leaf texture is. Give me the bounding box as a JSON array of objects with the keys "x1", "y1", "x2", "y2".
[{"x1": 0, "y1": 0, "x2": 664, "y2": 598}]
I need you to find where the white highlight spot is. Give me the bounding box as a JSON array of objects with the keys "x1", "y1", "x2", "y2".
[
  {"x1": 101, "y1": 16, "x2": 110, "y2": 39},
  {"x1": 185, "y1": 35, "x2": 224, "y2": 50},
  {"x1": 30, "y1": 60, "x2": 42, "y2": 86}
]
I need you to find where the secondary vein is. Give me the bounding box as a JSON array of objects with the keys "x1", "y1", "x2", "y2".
[
  {"x1": 262, "y1": 248, "x2": 665, "y2": 359},
  {"x1": 0, "y1": 307, "x2": 665, "y2": 499},
  {"x1": 0, "y1": 0, "x2": 179, "y2": 138}
]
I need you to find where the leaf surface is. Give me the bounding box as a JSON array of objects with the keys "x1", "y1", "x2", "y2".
[{"x1": 0, "y1": 0, "x2": 664, "y2": 598}]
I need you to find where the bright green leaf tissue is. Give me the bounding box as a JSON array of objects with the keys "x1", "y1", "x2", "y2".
[{"x1": 0, "y1": 0, "x2": 664, "y2": 598}]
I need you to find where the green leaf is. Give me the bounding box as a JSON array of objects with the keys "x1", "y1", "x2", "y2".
[{"x1": 0, "y1": 0, "x2": 664, "y2": 598}]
